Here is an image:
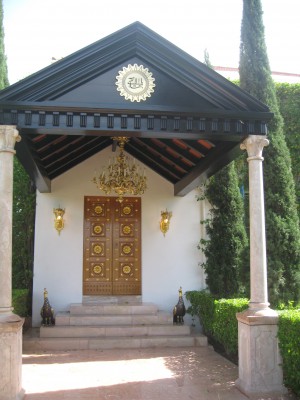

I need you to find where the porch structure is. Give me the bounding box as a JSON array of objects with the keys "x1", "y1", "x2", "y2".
[{"x1": 0, "y1": 22, "x2": 286, "y2": 399}]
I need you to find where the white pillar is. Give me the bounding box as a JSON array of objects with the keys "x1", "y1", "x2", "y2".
[
  {"x1": 241, "y1": 135, "x2": 270, "y2": 311},
  {"x1": 236, "y1": 135, "x2": 286, "y2": 397},
  {"x1": 0, "y1": 125, "x2": 25, "y2": 400}
]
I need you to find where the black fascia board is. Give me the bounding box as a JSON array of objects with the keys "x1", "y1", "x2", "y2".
[{"x1": 0, "y1": 101, "x2": 274, "y2": 121}]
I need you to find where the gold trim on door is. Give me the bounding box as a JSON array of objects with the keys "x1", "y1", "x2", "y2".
[{"x1": 83, "y1": 196, "x2": 141, "y2": 295}]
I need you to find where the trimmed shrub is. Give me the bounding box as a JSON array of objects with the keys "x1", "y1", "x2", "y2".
[
  {"x1": 186, "y1": 290, "x2": 215, "y2": 336},
  {"x1": 187, "y1": 290, "x2": 300, "y2": 396},
  {"x1": 186, "y1": 290, "x2": 248, "y2": 355},
  {"x1": 278, "y1": 309, "x2": 300, "y2": 396},
  {"x1": 212, "y1": 298, "x2": 248, "y2": 355}
]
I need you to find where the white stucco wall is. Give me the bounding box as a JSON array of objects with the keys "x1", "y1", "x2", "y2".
[{"x1": 32, "y1": 146, "x2": 207, "y2": 326}]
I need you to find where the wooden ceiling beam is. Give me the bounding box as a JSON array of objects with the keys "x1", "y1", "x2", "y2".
[
  {"x1": 15, "y1": 137, "x2": 51, "y2": 193},
  {"x1": 174, "y1": 141, "x2": 244, "y2": 196}
]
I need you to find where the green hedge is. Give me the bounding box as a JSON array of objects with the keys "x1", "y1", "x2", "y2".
[
  {"x1": 185, "y1": 290, "x2": 215, "y2": 336},
  {"x1": 186, "y1": 290, "x2": 300, "y2": 396},
  {"x1": 12, "y1": 289, "x2": 30, "y2": 317},
  {"x1": 278, "y1": 309, "x2": 300, "y2": 396},
  {"x1": 186, "y1": 290, "x2": 248, "y2": 355},
  {"x1": 212, "y1": 298, "x2": 248, "y2": 355}
]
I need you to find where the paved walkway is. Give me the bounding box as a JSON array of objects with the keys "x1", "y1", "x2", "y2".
[{"x1": 22, "y1": 346, "x2": 298, "y2": 400}]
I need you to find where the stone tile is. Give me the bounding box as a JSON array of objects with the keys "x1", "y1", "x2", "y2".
[{"x1": 22, "y1": 347, "x2": 298, "y2": 400}]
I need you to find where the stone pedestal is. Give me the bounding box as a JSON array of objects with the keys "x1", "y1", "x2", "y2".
[
  {"x1": 0, "y1": 315, "x2": 25, "y2": 400},
  {"x1": 0, "y1": 126, "x2": 24, "y2": 399},
  {"x1": 237, "y1": 135, "x2": 286, "y2": 396},
  {"x1": 236, "y1": 310, "x2": 287, "y2": 396}
]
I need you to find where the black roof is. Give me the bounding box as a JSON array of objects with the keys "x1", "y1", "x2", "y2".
[{"x1": 0, "y1": 22, "x2": 272, "y2": 194}]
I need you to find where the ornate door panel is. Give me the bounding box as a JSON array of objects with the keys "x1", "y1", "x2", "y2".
[
  {"x1": 112, "y1": 199, "x2": 141, "y2": 295},
  {"x1": 83, "y1": 196, "x2": 141, "y2": 295}
]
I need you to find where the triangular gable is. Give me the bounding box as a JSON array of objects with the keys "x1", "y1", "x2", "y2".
[{"x1": 0, "y1": 22, "x2": 272, "y2": 194}]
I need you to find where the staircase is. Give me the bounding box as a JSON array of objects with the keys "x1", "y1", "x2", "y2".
[{"x1": 23, "y1": 300, "x2": 207, "y2": 352}]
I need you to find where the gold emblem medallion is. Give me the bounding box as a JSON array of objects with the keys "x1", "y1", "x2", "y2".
[
  {"x1": 116, "y1": 64, "x2": 155, "y2": 102},
  {"x1": 93, "y1": 244, "x2": 103, "y2": 254},
  {"x1": 122, "y1": 245, "x2": 131, "y2": 255},
  {"x1": 122, "y1": 265, "x2": 132, "y2": 275},
  {"x1": 93, "y1": 225, "x2": 103, "y2": 234},
  {"x1": 94, "y1": 205, "x2": 103, "y2": 215},
  {"x1": 122, "y1": 206, "x2": 132, "y2": 215},
  {"x1": 93, "y1": 265, "x2": 102, "y2": 274},
  {"x1": 122, "y1": 225, "x2": 132, "y2": 235}
]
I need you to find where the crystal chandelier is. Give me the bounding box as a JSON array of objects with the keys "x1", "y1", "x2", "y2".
[{"x1": 92, "y1": 137, "x2": 147, "y2": 203}]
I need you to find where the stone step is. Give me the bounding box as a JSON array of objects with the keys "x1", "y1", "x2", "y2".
[
  {"x1": 55, "y1": 311, "x2": 172, "y2": 326},
  {"x1": 69, "y1": 302, "x2": 158, "y2": 315},
  {"x1": 82, "y1": 295, "x2": 142, "y2": 304},
  {"x1": 23, "y1": 333, "x2": 208, "y2": 352},
  {"x1": 40, "y1": 324, "x2": 190, "y2": 338},
  {"x1": 26, "y1": 301, "x2": 207, "y2": 352}
]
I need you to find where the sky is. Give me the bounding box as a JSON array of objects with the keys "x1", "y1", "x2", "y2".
[{"x1": 2, "y1": 0, "x2": 300, "y2": 85}]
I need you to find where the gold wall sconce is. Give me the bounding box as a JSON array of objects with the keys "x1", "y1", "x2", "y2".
[
  {"x1": 53, "y1": 207, "x2": 65, "y2": 235},
  {"x1": 160, "y1": 209, "x2": 172, "y2": 236}
]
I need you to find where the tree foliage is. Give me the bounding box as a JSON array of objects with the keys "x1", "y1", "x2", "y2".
[
  {"x1": 275, "y1": 83, "x2": 300, "y2": 218},
  {"x1": 12, "y1": 158, "x2": 36, "y2": 289},
  {"x1": 0, "y1": 0, "x2": 8, "y2": 88},
  {"x1": 199, "y1": 163, "x2": 248, "y2": 298},
  {"x1": 239, "y1": 0, "x2": 300, "y2": 305}
]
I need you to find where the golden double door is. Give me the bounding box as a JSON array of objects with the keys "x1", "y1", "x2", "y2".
[{"x1": 83, "y1": 196, "x2": 141, "y2": 295}]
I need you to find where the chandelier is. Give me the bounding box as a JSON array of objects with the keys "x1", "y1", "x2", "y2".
[{"x1": 92, "y1": 137, "x2": 147, "y2": 203}]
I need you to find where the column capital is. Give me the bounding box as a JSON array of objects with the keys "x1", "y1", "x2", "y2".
[
  {"x1": 0, "y1": 125, "x2": 21, "y2": 154},
  {"x1": 240, "y1": 135, "x2": 269, "y2": 161}
]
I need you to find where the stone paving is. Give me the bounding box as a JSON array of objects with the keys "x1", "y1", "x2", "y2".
[{"x1": 22, "y1": 346, "x2": 298, "y2": 400}]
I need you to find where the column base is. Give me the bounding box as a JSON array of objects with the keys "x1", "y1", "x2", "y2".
[
  {"x1": 236, "y1": 309, "x2": 287, "y2": 397},
  {"x1": 0, "y1": 314, "x2": 25, "y2": 400}
]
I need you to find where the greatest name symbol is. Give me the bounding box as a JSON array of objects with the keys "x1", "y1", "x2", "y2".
[{"x1": 127, "y1": 77, "x2": 144, "y2": 90}]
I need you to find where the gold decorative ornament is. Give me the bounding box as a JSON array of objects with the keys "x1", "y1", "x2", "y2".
[
  {"x1": 92, "y1": 137, "x2": 147, "y2": 203},
  {"x1": 122, "y1": 265, "x2": 132, "y2": 275},
  {"x1": 93, "y1": 265, "x2": 102, "y2": 274},
  {"x1": 53, "y1": 207, "x2": 65, "y2": 235},
  {"x1": 93, "y1": 244, "x2": 103, "y2": 254},
  {"x1": 122, "y1": 245, "x2": 131, "y2": 254},
  {"x1": 116, "y1": 63, "x2": 155, "y2": 102},
  {"x1": 93, "y1": 225, "x2": 103, "y2": 234},
  {"x1": 94, "y1": 205, "x2": 103, "y2": 214},
  {"x1": 122, "y1": 206, "x2": 132, "y2": 215},
  {"x1": 160, "y1": 209, "x2": 172, "y2": 236},
  {"x1": 122, "y1": 225, "x2": 132, "y2": 234}
]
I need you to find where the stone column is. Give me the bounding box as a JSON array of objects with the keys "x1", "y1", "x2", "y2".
[
  {"x1": 236, "y1": 135, "x2": 286, "y2": 397},
  {"x1": 0, "y1": 125, "x2": 25, "y2": 400}
]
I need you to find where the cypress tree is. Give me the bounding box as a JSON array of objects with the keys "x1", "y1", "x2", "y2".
[
  {"x1": 198, "y1": 49, "x2": 248, "y2": 298},
  {"x1": 239, "y1": 0, "x2": 300, "y2": 305},
  {"x1": 199, "y1": 163, "x2": 248, "y2": 298},
  {"x1": 275, "y1": 82, "x2": 300, "y2": 220},
  {"x1": 0, "y1": 0, "x2": 8, "y2": 88}
]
